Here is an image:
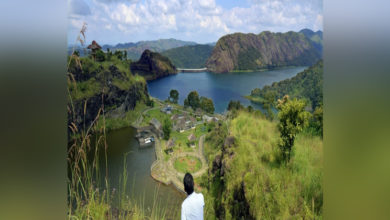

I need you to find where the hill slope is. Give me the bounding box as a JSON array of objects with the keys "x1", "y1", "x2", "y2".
[
  {"x1": 161, "y1": 44, "x2": 213, "y2": 68},
  {"x1": 67, "y1": 55, "x2": 149, "y2": 132},
  {"x1": 248, "y1": 60, "x2": 323, "y2": 110},
  {"x1": 130, "y1": 49, "x2": 178, "y2": 81},
  {"x1": 206, "y1": 30, "x2": 322, "y2": 73},
  {"x1": 202, "y1": 111, "x2": 323, "y2": 219}
]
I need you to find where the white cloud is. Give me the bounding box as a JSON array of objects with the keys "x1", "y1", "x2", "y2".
[{"x1": 68, "y1": 0, "x2": 323, "y2": 44}]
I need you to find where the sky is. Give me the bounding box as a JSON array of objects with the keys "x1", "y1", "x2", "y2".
[{"x1": 68, "y1": 0, "x2": 323, "y2": 45}]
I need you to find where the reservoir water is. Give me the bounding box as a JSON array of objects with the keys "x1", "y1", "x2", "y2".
[
  {"x1": 147, "y1": 67, "x2": 307, "y2": 113},
  {"x1": 100, "y1": 127, "x2": 185, "y2": 218}
]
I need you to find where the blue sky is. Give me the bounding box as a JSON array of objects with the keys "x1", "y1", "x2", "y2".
[{"x1": 68, "y1": 0, "x2": 322, "y2": 45}]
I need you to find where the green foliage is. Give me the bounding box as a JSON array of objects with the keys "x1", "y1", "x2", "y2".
[
  {"x1": 114, "y1": 50, "x2": 124, "y2": 60},
  {"x1": 95, "y1": 49, "x2": 105, "y2": 62},
  {"x1": 162, "y1": 118, "x2": 172, "y2": 140},
  {"x1": 169, "y1": 89, "x2": 179, "y2": 104},
  {"x1": 276, "y1": 96, "x2": 311, "y2": 161},
  {"x1": 184, "y1": 91, "x2": 200, "y2": 110},
  {"x1": 310, "y1": 104, "x2": 323, "y2": 137},
  {"x1": 227, "y1": 100, "x2": 244, "y2": 111},
  {"x1": 161, "y1": 44, "x2": 213, "y2": 68},
  {"x1": 146, "y1": 98, "x2": 155, "y2": 107},
  {"x1": 250, "y1": 60, "x2": 323, "y2": 110},
  {"x1": 200, "y1": 96, "x2": 215, "y2": 114}
]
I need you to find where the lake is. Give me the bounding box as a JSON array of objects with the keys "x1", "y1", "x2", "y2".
[
  {"x1": 98, "y1": 127, "x2": 185, "y2": 218},
  {"x1": 147, "y1": 67, "x2": 307, "y2": 113}
]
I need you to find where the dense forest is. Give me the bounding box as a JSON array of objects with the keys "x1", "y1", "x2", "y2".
[
  {"x1": 249, "y1": 60, "x2": 323, "y2": 110},
  {"x1": 161, "y1": 44, "x2": 213, "y2": 68}
]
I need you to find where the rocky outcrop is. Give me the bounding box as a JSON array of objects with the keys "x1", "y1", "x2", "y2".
[
  {"x1": 68, "y1": 59, "x2": 149, "y2": 134},
  {"x1": 206, "y1": 30, "x2": 322, "y2": 73},
  {"x1": 130, "y1": 49, "x2": 177, "y2": 81}
]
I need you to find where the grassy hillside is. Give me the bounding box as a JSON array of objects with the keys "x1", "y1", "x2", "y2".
[
  {"x1": 206, "y1": 30, "x2": 322, "y2": 73},
  {"x1": 249, "y1": 60, "x2": 323, "y2": 110},
  {"x1": 67, "y1": 54, "x2": 150, "y2": 132},
  {"x1": 201, "y1": 111, "x2": 323, "y2": 219},
  {"x1": 161, "y1": 44, "x2": 213, "y2": 68}
]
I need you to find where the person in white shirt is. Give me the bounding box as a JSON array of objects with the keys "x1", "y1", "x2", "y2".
[{"x1": 181, "y1": 173, "x2": 204, "y2": 220}]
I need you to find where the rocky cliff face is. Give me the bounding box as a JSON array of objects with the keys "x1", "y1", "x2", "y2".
[
  {"x1": 206, "y1": 30, "x2": 322, "y2": 73},
  {"x1": 68, "y1": 58, "x2": 149, "y2": 134},
  {"x1": 130, "y1": 49, "x2": 177, "y2": 80}
]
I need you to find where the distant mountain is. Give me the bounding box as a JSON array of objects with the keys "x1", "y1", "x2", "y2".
[
  {"x1": 248, "y1": 60, "x2": 323, "y2": 110},
  {"x1": 161, "y1": 44, "x2": 214, "y2": 68},
  {"x1": 104, "y1": 39, "x2": 197, "y2": 61},
  {"x1": 206, "y1": 30, "x2": 322, "y2": 73},
  {"x1": 130, "y1": 49, "x2": 177, "y2": 81},
  {"x1": 68, "y1": 38, "x2": 197, "y2": 60},
  {"x1": 299, "y1": 29, "x2": 323, "y2": 53}
]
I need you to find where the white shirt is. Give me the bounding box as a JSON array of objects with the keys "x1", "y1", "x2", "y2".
[{"x1": 181, "y1": 192, "x2": 204, "y2": 220}]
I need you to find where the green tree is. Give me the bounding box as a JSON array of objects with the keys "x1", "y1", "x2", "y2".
[
  {"x1": 227, "y1": 100, "x2": 243, "y2": 111},
  {"x1": 312, "y1": 104, "x2": 323, "y2": 137},
  {"x1": 169, "y1": 89, "x2": 179, "y2": 104},
  {"x1": 95, "y1": 49, "x2": 105, "y2": 62},
  {"x1": 114, "y1": 50, "x2": 123, "y2": 60},
  {"x1": 184, "y1": 91, "x2": 200, "y2": 110},
  {"x1": 124, "y1": 50, "x2": 127, "y2": 60},
  {"x1": 106, "y1": 48, "x2": 112, "y2": 61},
  {"x1": 276, "y1": 95, "x2": 310, "y2": 161},
  {"x1": 200, "y1": 96, "x2": 215, "y2": 114},
  {"x1": 162, "y1": 118, "x2": 172, "y2": 140},
  {"x1": 262, "y1": 91, "x2": 276, "y2": 120}
]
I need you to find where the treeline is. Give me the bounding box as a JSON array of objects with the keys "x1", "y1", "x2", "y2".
[
  {"x1": 161, "y1": 44, "x2": 213, "y2": 68},
  {"x1": 168, "y1": 89, "x2": 215, "y2": 114},
  {"x1": 250, "y1": 60, "x2": 323, "y2": 110}
]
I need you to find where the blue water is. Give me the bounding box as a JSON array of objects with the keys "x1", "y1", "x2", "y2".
[{"x1": 147, "y1": 67, "x2": 307, "y2": 113}]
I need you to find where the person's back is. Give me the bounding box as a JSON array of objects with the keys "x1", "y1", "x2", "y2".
[{"x1": 181, "y1": 173, "x2": 204, "y2": 220}]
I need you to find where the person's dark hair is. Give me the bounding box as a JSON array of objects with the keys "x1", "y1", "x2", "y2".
[{"x1": 183, "y1": 173, "x2": 194, "y2": 195}]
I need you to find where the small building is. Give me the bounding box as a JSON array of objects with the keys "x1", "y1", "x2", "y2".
[
  {"x1": 87, "y1": 40, "x2": 102, "y2": 60},
  {"x1": 161, "y1": 105, "x2": 173, "y2": 114},
  {"x1": 187, "y1": 133, "x2": 196, "y2": 148},
  {"x1": 203, "y1": 115, "x2": 219, "y2": 123}
]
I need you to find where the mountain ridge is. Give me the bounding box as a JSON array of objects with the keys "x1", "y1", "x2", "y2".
[{"x1": 206, "y1": 30, "x2": 322, "y2": 73}]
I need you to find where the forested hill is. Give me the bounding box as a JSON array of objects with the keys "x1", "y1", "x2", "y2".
[
  {"x1": 161, "y1": 44, "x2": 213, "y2": 68},
  {"x1": 104, "y1": 38, "x2": 196, "y2": 61},
  {"x1": 206, "y1": 30, "x2": 322, "y2": 73},
  {"x1": 68, "y1": 38, "x2": 197, "y2": 60},
  {"x1": 249, "y1": 60, "x2": 323, "y2": 110}
]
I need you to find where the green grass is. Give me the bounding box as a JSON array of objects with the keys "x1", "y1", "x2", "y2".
[
  {"x1": 202, "y1": 111, "x2": 323, "y2": 219},
  {"x1": 169, "y1": 124, "x2": 207, "y2": 153},
  {"x1": 174, "y1": 156, "x2": 202, "y2": 173},
  {"x1": 69, "y1": 78, "x2": 101, "y2": 100},
  {"x1": 141, "y1": 108, "x2": 172, "y2": 127},
  {"x1": 95, "y1": 102, "x2": 148, "y2": 131}
]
